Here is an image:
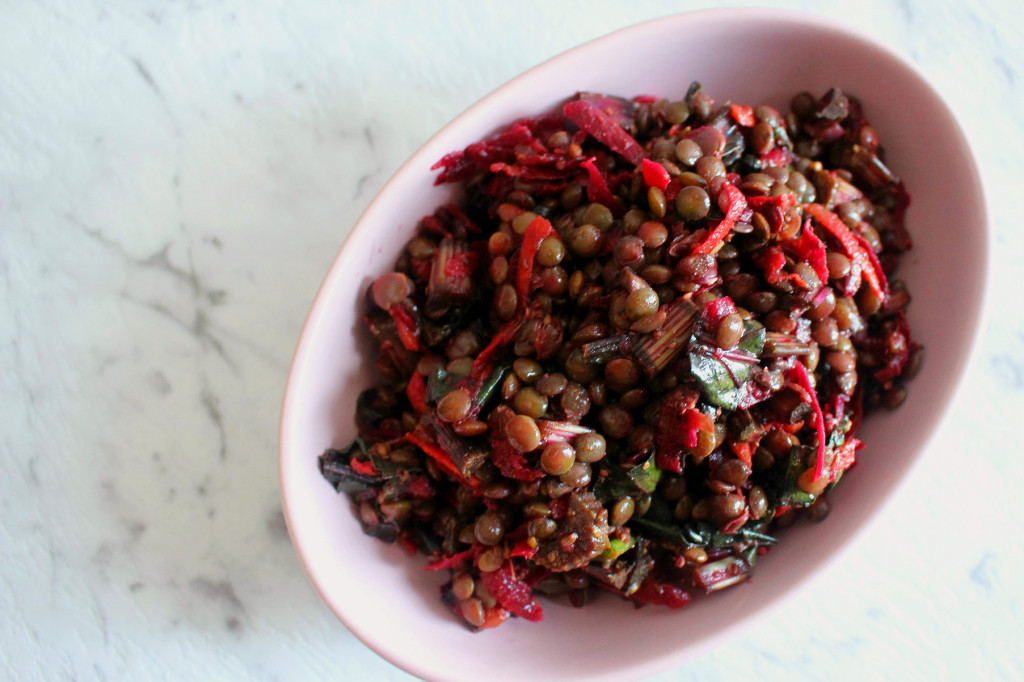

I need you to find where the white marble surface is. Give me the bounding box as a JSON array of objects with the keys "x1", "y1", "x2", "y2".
[{"x1": 2, "y1": 1, "x2": 1022, "y2": 680}]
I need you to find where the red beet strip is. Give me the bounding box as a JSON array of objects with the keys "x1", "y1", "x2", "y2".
[
  {"x1": 805, "y1": 203, "x2": 888, "y2": 303},
  {"x1": 579, "y1": 157, "x2": 622, "y2": 214},
  {"x1": 641, "y1": 158, "x2": 670, "y2": 191},
  {"x1": 563, "y1": 99, "x2": 645, "y2": 165},
  {"x1": 404, "y1": 431, "x2": 474, "y2": 486},
  {"x1": 692, "y1": 183, "x2": 747, "y2": 254},
  {"x1": 789, "y1": 361, "x2": 827, "y2": 482},
  {"x1": 516, "y1": 215, "x2": 554, "y2": 308},
  {"x1": 388, "y1": 305, "x2": 419, "y2": 352}
]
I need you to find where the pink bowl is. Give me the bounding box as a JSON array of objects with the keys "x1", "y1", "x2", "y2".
[{"x1": 280, "y1": 9, "x2": 986, "y2": 681}]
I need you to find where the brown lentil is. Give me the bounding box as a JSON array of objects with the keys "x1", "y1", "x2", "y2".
[
  {"x1": 540, "y1": 441, "x2": 576, "y2": 476},
  {"x1": 674, "y1": 138, "x2": 702, "y2": 166},
  {"x1": 506, "y1": 414, "x2": 541, "y2": 452},
  {"x1": 573, "y1": 432, "x2": 606, "y2": 463},
  {"x1": 647, "y1": 186, "x2": 667, "y2": 218},
  {"x1": 604, "y1": 357, "x2": 641, "y2": 392},
  {"x1": 559, "y1": 461, "x2": 592, "y2": 488},
  {"x1": 513, "y1": 387, "x2": 548, "y2": 419},
  {"x1": 675, "y1": 185, "x2": 711, "y2": 221},
  {"x1": 437, "y1": 389, "x2": 472, "y2": 422},
  {"x1": 460, "y1": 598, "x2": 486, "y2": 628},
  {"x1": 716, "y1": 313, "x2": 744, "y2": 349},
  {"x1": 535, "y1": 372, "x2": 568, "y2": 396},
  {"x1": 474, "y1": 511, "x2": 505, "y2": 545},
  {"x1": 451, "y1": 573, "x2": 475, "y2": 601},
  {"x1": 826, "y1": 252, "x2": 851, "y2": 280}
]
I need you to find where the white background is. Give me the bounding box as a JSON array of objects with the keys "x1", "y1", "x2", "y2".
[{"x1": 1, "y1": 1, "x2": 1022, "y2": 680}]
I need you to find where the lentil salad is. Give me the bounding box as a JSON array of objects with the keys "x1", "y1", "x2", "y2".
[{"x1": 319, "y1": 84, "x2": 918, "y2": 629}]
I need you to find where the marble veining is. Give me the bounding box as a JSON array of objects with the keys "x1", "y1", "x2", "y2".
[{"x1": 1, "y1": 1, "x2": 1022, "y2": 680}]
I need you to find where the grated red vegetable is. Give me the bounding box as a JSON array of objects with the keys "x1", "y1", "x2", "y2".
[
  {"x1": 788, "y1": 361, "x2": 827, "y2": 482},
  {"x1": 349, "y1": 458, "x2": 376, "y2": 477},
  {"x1": 471, "y1": 319, "x2": 521, "y2": 378},
  {"x1": 692, "y1": 183, "x2": 747, "y2": 254},
  {"x1": 579, "y1": 157, "x2": 622, "y2": 214},
  {"x1": 805, "y1": 203, "x2": 889, "y2": 303},
  {"x1": 631, "y1": 578, "x2": 692, "y2": 608},
  {"x1": 405, "y1": 431, "x2": 474, "y2": 486},
  {"x1": 480, "y1": 560, "x2": 543, "y2": 622},
  {"x1": 424, "y1": 545, "x2": 479, "y2": 572},
  {"x1": 729, "y1": 104, "x2": 756, "y2": 127},
  {"x1": 406, "y1": 371, "x2": 428, "y2": 415},
  {"x1": 641, "y1": 158, "x2": 670, "y2": 191},
  {"x1": 388, "y1": 305, "x2": 419, "y2": 352},
  {"x1": 515, "y1": 215, "x2": 554, "y2": 308},
  {"x1": 563, "y1": 99, "x2": 645, "y2": 165}
]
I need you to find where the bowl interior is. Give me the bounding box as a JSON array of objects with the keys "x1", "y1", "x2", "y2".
[{"x1": 280, "y1": 10, "x2": 986, "y2": 682}]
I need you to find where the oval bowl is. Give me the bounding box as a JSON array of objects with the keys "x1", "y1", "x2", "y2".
[{"x1": 280, "y1": 9, "x2": 987, "y2": 682}]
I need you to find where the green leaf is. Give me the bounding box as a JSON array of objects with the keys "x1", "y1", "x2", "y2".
[
  {"x1": 369, "y1": 453, "x2": 402, "y2": 477},
  {"x1": 627, "y1": 455, "x2": 662, "y2": 493},
  {"x1": 827, "y1": 415, "x2": 852, "y2": 449},
  {"x1": 689, "y1": 320, "x2": 765, "y2": 409},
  {"x1": 624, "y1": 539, "x2": 653, "y2": 596},
  {"x1": 595, "y1": 459, "x2": 662, "y2": 502},
  {"x1": 426, "y1": 368, "x2": 460, "y2": 403},
  {"x1": 593, "y1": 467, "x2": 634, "y2": 503},
  {"x1": 630, "y1": 518, "x2": 778, "y2": 550},
  {"x1": 319, "y1": 441, "x2": 382, "y2": 495},
  {"x1": 767, "y1": 445, "x2": 817, "y2": 507},
  {"x1": 473, "y1": 363, "x2": 509, "y2": 407},
  {"x1": 733, "y1": 408, "x2": 765, "y2": 443},
  {"x1": 739, "y1": 319, "x2": 767, "y2": 355},
  {"x1": 597, "y1": 536, "x2": 635, "y2": 562}
]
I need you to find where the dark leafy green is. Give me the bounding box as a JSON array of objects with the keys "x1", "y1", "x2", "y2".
[
  {"x1": 624, "y1": 538, "x2": 653, "y2": 596},
  {"x1": 731, "y1": 408, "x2": 765, "y2": 443},
  {"x1": 426, "y1": 368, "x2": 460, "y2": 403},
  {"x1": 319, "y1": 442, "x2": 381, "y2": 494},
  {"x1": 630, "y1": 517, "x2": 778, "y2": 549},
  {"x1": 689, "y1": 319, "x2": 766, "y2": 409},
  {"x1": 767, "y1": 445, "x2": 817, "y2": 507},
  {"x1": 474, "y1": 363, "x2": 510, "y2": 407},
  {"x1": 593, "y1": 461, "x2": 658, "y2": 502},
  {"x1": 627, "y1": 455, "x2": 663, "y2": 493}
]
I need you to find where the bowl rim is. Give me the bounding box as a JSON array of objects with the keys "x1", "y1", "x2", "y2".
[{"x1": 279, "y1": 7, "x2": 990, "y2": 680}]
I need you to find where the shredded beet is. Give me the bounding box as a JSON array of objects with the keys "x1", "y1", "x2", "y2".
[
  {"x1": 388, "y1": 305, "x2": 419, "y2": 352},
  {"x1": 754, "y1": 246, "x2": 805, "y2": 287},
  {"x1": 406, "y1": 371, "x2": 428, "y2": 415},
  {"x1": 631, "y1": 577, "x2": 692, "y2": 608},
  {"x1": 480, "y1": 561, "x2": 543, "y2": 622},
  {"x1": 471, "y1": 319, "x2": 521, "y2": 378},
  {"x1": 805, "y1": 203, "x2": 889, "y2": 303},
  {"x1": 405, "y1": 431, "x2": 474, "y2": 486},
  {"x1": 789, "y1": 362, "x2": 827, "y2": 482},
  {"x1": 641, "y1": 158, "x2": 671, "y2": 191},
  {"x1": 729, "y1": 104, "x2": 756, "y2": 127},
  {"x1": 424, "y1": 546, "x2": 479, "y2": 572},
  {"x1": 793, "y1": 219, "x2": 829, "y2": 284},
  {"x1": 563, "y1": 99, "x2": 645, "y2": 165},
  {"x1": 579, "y1": 157, "x2": 622, "y2": 214},
  {"x1": 515, "y1": 215, "x2": 554, "y2": 308},
  {"x1": 692, "y1": 183, "x2": 747, "y2": 254}
]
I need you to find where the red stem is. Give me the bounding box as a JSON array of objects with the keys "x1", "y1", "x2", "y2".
[
  {"x1": 404, "y1": 431, "x2": 473, "y2": 486},
  {"x1": 788, "y1": 361, "x2": 826, "y2": 482},
  {"x1": 805, "y1": 203, "x2": 888, "y2": 303},
  {"x1": 515, "y1": 215, "x2": 553, "y2": 308}
]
